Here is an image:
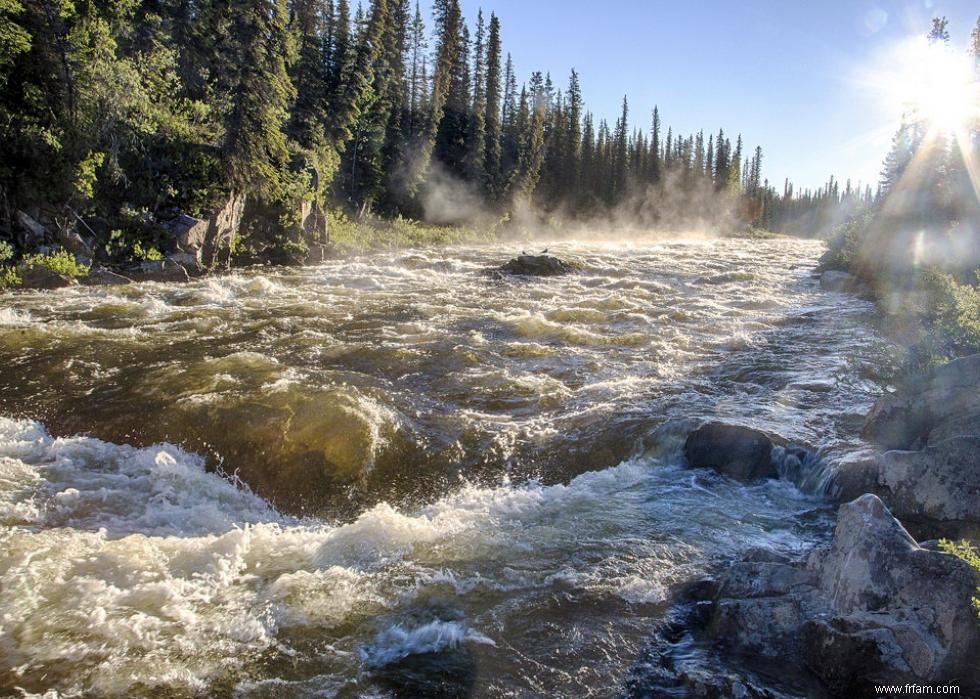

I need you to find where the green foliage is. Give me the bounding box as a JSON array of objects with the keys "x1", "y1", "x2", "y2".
[
  {"x1": 0, "y1": 240, "x2": 13, "y2": 263},
  {"x1": 132, "y1": 242, "x2": 163, "y2": 261},
  {"x1": 906, "y1": 269, "x2": 980, "y2": 369},
  {"x1": 326, "y1": 208, "x2": 498, "y2": 252},
  {"x1": 21, "y1": 250, "x2": 90, "y2": 278},
  {"x1": 0, "y1": 266, "x2": 20, "y2": 289},
  {"x1": 939, "y1": 539, "x2": 980, "y2": 619}
]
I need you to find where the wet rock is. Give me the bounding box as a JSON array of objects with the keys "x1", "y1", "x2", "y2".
[
  {"x1": 126, "y1": 259, "x2": 191, "y2": 283},
  {"x1": 819, "y1": 270, "x2": 863, "y2": 293},
  {"x1": 862, "y1": 354, "x2": 980, "y2": 450},
  {"x1": 703, "y1": 495, "x2": 980, "y2": 694},
  {"x1": 497, "y1": 254, "x2": 574, "y2": 277},
  {"x1": 683, "y1": 422, "x2": 777, "y2": 480},
  {"x1": 82, "y1": 266, "x2": 132, "y2": 286},
  {"x1": 16, "y1": 264, "x2": 78, "y2": 290}
]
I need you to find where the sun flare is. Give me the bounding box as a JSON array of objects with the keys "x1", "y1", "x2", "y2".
[{"x1": 863, "y1": 35, "x2": 979, "y2": 136}]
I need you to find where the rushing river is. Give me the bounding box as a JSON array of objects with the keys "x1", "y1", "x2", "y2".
[{"x1": 0, "y1": 238, "x2": 892, "y2": 697}]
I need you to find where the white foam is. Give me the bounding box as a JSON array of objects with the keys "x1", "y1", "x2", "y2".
[{"x1": 359, "y1": 620, "x2": 496, "y2": 668}]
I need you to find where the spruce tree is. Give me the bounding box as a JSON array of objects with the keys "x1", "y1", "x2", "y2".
[
  {"x1": 483, "y1": 13, "x2": 502, "y2": 192},
  {"x1": 222, "y1": 0, "x2": 296, "y2": 202},
  {"x1": 464, "y1": 10, "x2": 487, "y2": 182}
]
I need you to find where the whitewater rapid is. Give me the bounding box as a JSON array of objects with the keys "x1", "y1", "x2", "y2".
[{"x1": 0, "y1": 238, "x2": 890, "y2": 696}]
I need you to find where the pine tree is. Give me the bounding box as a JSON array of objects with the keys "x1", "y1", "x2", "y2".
[
  {"x1": 612, "y1": 95, "x2": 629, "y2": 198},
  {"x1": 649, "y1": 107, "x2": 661, "y2": 184},
  {"x1": 464, "y1": 10, "x2": 486, "y2": 182},
  {"x1": 482, "y1": 12, "x2": 502, "y2": 191},
  {"x1": 222, "y1": 0, "x2": 296, "y2": 202},
  {"x1": 435, "y1": 15, "x2": 470, "y2": 176}
]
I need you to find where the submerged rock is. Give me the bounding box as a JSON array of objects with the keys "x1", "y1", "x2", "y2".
[
  {"x1": 496, "y1": 254, "x2": 575, "y2": 277},
  {"x1": 683, "y1": 422, "x2": 777, "y2": 481},
  {"x1": 704, "y1": 495, "x2": 980, "y2": 694}
]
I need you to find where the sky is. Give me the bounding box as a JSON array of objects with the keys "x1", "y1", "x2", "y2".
[{"x1": 423, "y1": 0, "x2": 979, "y2": 193}]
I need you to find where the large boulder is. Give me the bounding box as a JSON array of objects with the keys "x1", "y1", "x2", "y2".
[
  {"x1": 204, "y1": 192, "x2": 245, "y2": 268},
  {"x1": 683, "y1": 422, "x2": 777, "y2": 480},
  {"x1": 164, "y1": 214, "x2": 209, "y2": 254},
  {"x1": 82, "y1": 266, "x2": 132, "y2": 286},
  {"x1": 805, "y1": 495, "x2": 980, "y2": 693},
  {"x1": 833, "y1": 438, "x2": 980, "y2": 540},
  {"x1": 497, "y1": 254, "x2": 574, "y2": 277},
  {"x1": 703, "y1": 495, "x2": 980, "y2": 695},
  {"x1": 159, "y1": 193, "x2": 245, "y2": 270},
  {"x1": 875, "y1": 437, "x2": 980, "y2": 539},
  {"x1": 862, "y1": 354, "x2": 980, "y2": 450}
]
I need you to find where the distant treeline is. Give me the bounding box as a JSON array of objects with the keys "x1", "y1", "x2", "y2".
[{"x1": 1, "y1": 0, "x2": 867, "y2": 260}]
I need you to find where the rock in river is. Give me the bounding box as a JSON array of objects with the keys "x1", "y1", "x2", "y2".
[
  {"x1": 496, "y1": 254, "x2": 575, "y2": 277},
  {"x1": 683, "y1": 422, "x2": 777, "y2": 481}
]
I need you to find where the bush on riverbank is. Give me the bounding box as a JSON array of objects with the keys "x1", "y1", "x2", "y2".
[{"x1": 939, "y1": 539, "x2": 980, "y2": 618}]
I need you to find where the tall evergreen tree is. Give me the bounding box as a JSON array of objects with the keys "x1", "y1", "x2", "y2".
[{"x1": 482, "y1": 13, "x2": 502, "y2": 191}]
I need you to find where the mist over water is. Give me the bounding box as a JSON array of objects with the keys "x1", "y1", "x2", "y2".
[{"x1": 0, "y1": 238, "x2": 891, "y2": 696}]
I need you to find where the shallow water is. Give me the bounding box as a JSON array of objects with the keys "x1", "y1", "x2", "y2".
[{"x1": 0, "y1": 238, "x2": 891, "y2": 696}]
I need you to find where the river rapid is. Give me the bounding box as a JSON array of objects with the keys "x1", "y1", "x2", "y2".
[{"x1": 0, "y1": 238, "x2": 892, "y2": 697}]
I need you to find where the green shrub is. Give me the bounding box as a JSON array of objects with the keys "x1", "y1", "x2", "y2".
[
  {"x1": 906, "y1": 268, "x2": 980, "y2": 370},
  {"x1": 21, "y1": 250, "x2": 90, "y2": 278},
  {"x1": 939, "y1": 539, "x2": 980, "y2": 620},
  {"x1": 0, "y1": 265, "x2": 21, "y2": 289}
]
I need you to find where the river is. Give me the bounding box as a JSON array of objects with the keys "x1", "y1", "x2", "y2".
[{"x1": 0, "y1": 238, "x2": 892, "y2": 697}]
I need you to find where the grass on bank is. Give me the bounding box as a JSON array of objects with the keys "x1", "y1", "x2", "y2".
[{"x1": 326, "y1": 210, "x2": 502, "y2": 253}]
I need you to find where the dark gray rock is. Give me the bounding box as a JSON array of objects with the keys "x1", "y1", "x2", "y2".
[
  {"x1": 683, "y1": 422, "x2": 777, "y2": 480},
  {"x1": 126, "y1": 259, "x2": 191, "y2": 283},
  {"x1": 82, "y1": 267, "x2": 132, "y2": 286},
  {"x1": 497, "y1": 254, "x2": 575, "y2": 277}
]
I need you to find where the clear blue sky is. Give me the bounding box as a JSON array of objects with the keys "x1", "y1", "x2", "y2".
[{"x1": 423, "y1": 0, "x2": 978, "y2": 193}]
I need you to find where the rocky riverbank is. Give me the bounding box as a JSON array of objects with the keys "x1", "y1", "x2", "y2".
[{"x1": 650, "y1": 298, "x2": 980, "y2": 694}]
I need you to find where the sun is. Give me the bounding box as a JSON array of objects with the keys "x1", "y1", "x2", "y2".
[
  {"x1": 860, "y1": 35, "x2": 979, "y2": 137},
  {"x1": 908, "y1": 40, "x2": 979, "y2": 134}
]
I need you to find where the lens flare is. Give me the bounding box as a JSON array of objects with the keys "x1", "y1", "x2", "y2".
[{"x1": 859, "y1": 35, "x2": 979, "y2": 136}]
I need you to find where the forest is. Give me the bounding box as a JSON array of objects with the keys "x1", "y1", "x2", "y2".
[{"x1": 0, "y1": 0, "x2": 871, "y2": 269}]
